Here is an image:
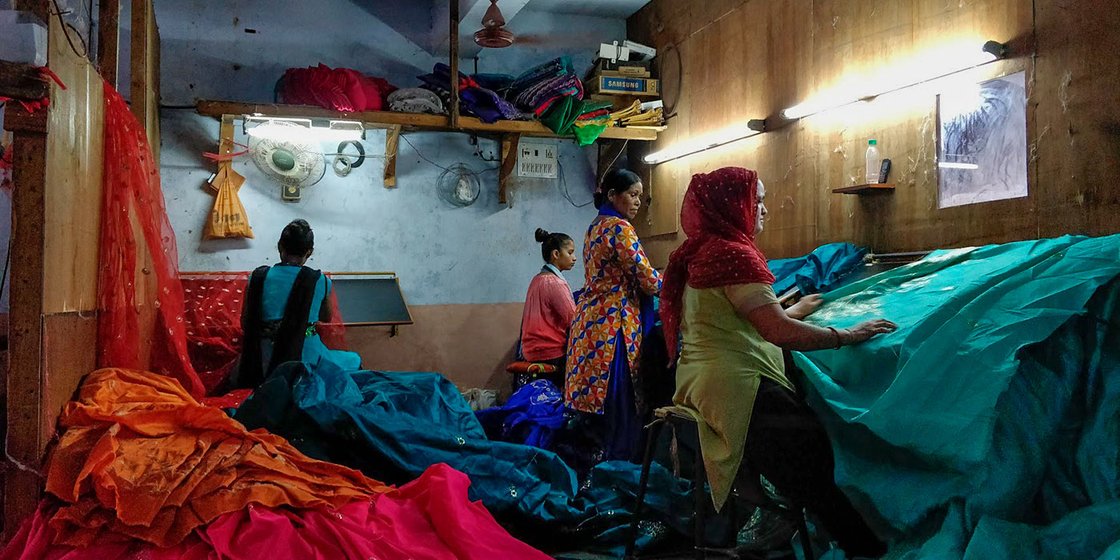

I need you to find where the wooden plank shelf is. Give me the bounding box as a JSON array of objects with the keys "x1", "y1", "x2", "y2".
[
  {"x1": 832, "y1": 183, "x2": 895, "y2": 195},
  {"x1": 196, "y1": 98, "x2": 663, "y2": 206},
  {"x1": 195, "y1": 99, "x2": 663, "y2": 141}
]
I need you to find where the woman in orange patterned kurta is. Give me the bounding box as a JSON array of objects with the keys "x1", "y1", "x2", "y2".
[{"x1": 564, "y1": 169, "x2": 662, "y2": 463}]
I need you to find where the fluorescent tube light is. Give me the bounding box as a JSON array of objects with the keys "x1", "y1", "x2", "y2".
[
  {"x1": 781, "y1": 39, "x2": 1009, "y2": 122},
  {"x1": 644, "y1": 126, "x2": 762, "y2": 165},
  {"x1": 246, "y1": 117, "x2": 364, "y2": 142}
]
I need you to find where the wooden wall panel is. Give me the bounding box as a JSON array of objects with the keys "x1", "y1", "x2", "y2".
[
  {"x1": 1033, "y1": 0, "x2": 1120, "y2": 239},
  {"x1": 42, "y1": 16, "x2": 105, "y2": 314},
  {"x1": 40, "y1": 314, "x2": 97, "y2": 452},
  {"x1": 630, "y1": 0, "x2": 1118, "y2": 264}
]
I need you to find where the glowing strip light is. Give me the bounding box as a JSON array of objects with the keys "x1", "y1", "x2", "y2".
[
  {"x1": 643, "y1": 126, "x2": 763, "y2": 164},
  {"x1": 780, "y1": 40, "x2": 1007, "y2": 121},
  {"x1": 643, "y1": 40, "x2": 1008, "y2": 166},
  {"x1": 245, "y1": 117, "x2": 365, "y2": 142},
  {"x1": 937, "y1": 162, "x2": 979, "y2": 170}
]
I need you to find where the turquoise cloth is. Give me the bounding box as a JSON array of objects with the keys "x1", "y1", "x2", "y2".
[
  {"x1": 793, "y1": 234, "x2": 1120, "y2": 558},
  {"x1": 260, "y1": 264, "x2": 361, "y2": 372}
]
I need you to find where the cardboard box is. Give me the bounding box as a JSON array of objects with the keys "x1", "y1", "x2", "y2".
[
  {"x1": 586, "y1": 75, "x2": 660, "y2": 97},
  {"x1": 591, "y1": 59, "x2": 651, "y2": 78}
]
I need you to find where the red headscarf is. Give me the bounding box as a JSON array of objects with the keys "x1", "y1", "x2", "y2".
[{"x1": 661, "y1": 167, "x2": 775, "y2": 360}]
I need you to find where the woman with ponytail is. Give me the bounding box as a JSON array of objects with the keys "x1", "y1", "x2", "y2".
[{"x1": 518, "y1": 228, "x2": 578, "y2": 381}]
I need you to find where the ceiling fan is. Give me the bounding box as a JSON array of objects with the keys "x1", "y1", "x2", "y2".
[{"x1": 474, "y1": 0, "x2": 515, "y2": 48}]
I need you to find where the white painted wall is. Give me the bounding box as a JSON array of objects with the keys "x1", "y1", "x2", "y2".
[{"x1": 155, "y1": 1, "x2": 628, "y2": 306}]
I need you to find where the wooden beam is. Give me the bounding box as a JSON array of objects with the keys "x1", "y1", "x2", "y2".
[
  {"x1": 384, "y1": 125, "x2": 401, "y2": 188},
  {"x1": 97, "y1": 0, "x2": 121, "y2": 87},
  {"x1": 498, "y1": 133, "x2": 520, "y2": 205},
  {"x1": 449, "y1": 0, "x2": 460, "y2": 129},
  {"x1": 195, "y1": 100, "x2": 663, "y2": 141},
  {"x1": 12, "y1": 0, "x2": 49, "y2": 22},
  {"x1": 0, "y1": 60, "x2": 49, "y2": 101}
]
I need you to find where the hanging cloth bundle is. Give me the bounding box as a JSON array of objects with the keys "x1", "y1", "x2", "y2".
[{"x1": 203, "y1": 118, "x2": 254, "y2": 239}]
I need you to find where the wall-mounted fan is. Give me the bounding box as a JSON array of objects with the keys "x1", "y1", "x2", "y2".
[
  {"x1": 437, "y1": 164, "x2": 481, "y2": 207},
  {"x1": 247, "y1": 122, "x2": 325, "y2": 201}
]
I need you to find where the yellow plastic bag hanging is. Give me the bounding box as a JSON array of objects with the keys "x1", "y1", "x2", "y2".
[
  {"x1": 204, "y1": 115, "x2": 254, "y2": 239},
  {"x1": 204, "y1": 161, "x2": 254, "y2": 239}
]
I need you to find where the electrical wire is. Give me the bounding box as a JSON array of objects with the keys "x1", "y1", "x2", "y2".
[
  {"x1": 597, "y1": 139, "x2": 630, "y2": 186},
  {"x1": 400, "y1": 134, "x2": 451, "y2": 172},
  {"x1": 51, "y1": 0, "x2": 89, "y2": 58},
  {"x1": 558, "y1": 160, "x2": 594, "y2": 208}
]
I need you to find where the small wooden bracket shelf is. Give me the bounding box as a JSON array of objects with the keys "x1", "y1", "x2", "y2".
[{"x1": 832, "y1": 183, "x2": 895, "y2": 195}]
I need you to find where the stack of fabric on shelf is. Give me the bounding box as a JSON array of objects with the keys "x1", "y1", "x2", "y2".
[
  {"x1": 508, "y1": 57, "x2": 587, "y2": 135},
  {"x1": 277, "y1": 64, "x2": 397, "y2": 112},
  {"x1": 419, "y1": 63, "x2": 528, "y2": 124}
]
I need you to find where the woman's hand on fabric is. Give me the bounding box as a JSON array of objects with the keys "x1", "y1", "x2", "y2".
[
  {"x1": 786, "y1": 294, "x2": 823, "y2": 320},
  {"x1": 842, "y1": 319, "x2": 898, "y2": 344}
]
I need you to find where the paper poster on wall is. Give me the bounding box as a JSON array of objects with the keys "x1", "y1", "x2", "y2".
[{"x1": 937, "y1": 71, "x2": 1028, "y2": 209}]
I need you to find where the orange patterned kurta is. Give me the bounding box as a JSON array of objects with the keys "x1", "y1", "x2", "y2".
[{"x1": 565, "y1": 215, "x2": 662, "y2": 414}]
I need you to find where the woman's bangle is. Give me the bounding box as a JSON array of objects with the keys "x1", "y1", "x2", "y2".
[{"x1": 827, "y1": 326, "x2": 842, "y2": 349}]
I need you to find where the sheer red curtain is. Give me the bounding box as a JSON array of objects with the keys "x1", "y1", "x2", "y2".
[
  {"x1": 98, "y1": 80, "x2": 204, "y2": 397},
  {"x1": 99, "y1": 81, "x2": 349, "y2": 400}
]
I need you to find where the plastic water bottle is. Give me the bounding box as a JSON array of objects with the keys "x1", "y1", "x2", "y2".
[{"x1": 865, "y1": 139, "x2": 881, "y2": 184}]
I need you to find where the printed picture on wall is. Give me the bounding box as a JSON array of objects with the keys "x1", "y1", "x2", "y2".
[{"x1": 937, "y1": 71, "x2": 1028, "y2": 209}]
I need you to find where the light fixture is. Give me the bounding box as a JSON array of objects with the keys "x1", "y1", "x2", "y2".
[
  {"x1": 643, "y1": 125, "x2": 763, "y2": 165},
  {"x1": 780, "y1": 39, "x2": 1009, "y2": 121},
  {"x1": 981, "y1": 40, "x2": 1007, "y2": 60},
  {"x1": 937, "y1": 162, "x2": 979, "y2": 170},
  {"x1": 245, "y1": 117, "x2": 364, "y2": 142}
]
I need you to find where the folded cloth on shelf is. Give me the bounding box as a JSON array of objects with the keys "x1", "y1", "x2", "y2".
[
  {"x1": 277, "y1": 64, "x2": 396, "y2": 112},
  {"x1": 388, "y1": 87, "x2": 445, "y2": 114}
]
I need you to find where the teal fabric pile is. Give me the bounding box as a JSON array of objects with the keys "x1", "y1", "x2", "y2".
[{"x1": 794, "y1": 235, "x2": 1120, "y2": 559}]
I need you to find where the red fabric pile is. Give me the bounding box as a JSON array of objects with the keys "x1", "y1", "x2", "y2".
[
  {"x1": 278, "y1": 64, "x2": 397, "y2": 113},
  {"x1": 0, "y1": 368, "x2": 549, "y2": 559}
]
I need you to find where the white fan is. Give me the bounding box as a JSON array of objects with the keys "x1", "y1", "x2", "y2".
[
  {"x1": 437, "y1": 164, "x2": 481, "y2": 207},
  {"x1": 248, "y1": 122, "x2": 326, "y2": 201}
]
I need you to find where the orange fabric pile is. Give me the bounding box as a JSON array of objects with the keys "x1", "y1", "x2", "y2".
[{"x1": 44, "y1": 368, "x2": 391, "y2": 547}]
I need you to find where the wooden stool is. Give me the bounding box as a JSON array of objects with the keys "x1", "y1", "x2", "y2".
[{"x1": 625, "y1": 406, "x2": 814, "y2": 560}]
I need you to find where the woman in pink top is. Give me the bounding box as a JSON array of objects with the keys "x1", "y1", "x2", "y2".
[{"x1": 519, "y1": 228, "x2": 578, "y2": 386}]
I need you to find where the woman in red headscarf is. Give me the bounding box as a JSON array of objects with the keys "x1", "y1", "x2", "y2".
[{"x1": 662, "y1": 167, "x2": 894, "y2": 557}]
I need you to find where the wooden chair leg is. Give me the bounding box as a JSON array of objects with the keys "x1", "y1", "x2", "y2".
[{"x1": 624, "y1": 419, "x2": 665, "y2": 559}]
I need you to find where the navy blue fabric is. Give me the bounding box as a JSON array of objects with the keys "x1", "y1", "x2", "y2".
[{"x1": 476, "y1": 379, "x2": 566, "y2": 449}]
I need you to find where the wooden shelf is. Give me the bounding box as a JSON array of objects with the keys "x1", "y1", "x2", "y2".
[
  {"x1": 195, "y1": 98, "x2": 664, "y2": 208},
  {"x1": 195, "y1": 99, "x2": 663, "y2": 141},
  {"x1": 832, "y1": 183, "x2": 895, "y2": 195}
]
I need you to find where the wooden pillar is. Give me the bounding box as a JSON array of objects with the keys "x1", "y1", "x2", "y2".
[
  {"x1": 98, "y1": 0, "x2": 122, "y2": 87},
  {"x1": 449, "y1": 0, "x2": 460, "y2": 128},
  {"x1": 2, "y1": 105, "x2": 48, "y2": 541},
  {"x1": 498, "y1": 133, "x2": 520, "y2": 205},
  {"x1": 384, "y1": 125, "x2": 401, "y2": 188}
]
